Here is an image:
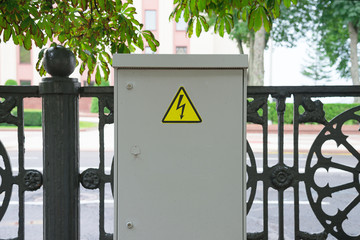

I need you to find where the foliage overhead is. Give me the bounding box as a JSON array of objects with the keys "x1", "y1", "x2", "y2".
[
  {"x1": 170, "y1": 0, "x2": 297, "y2": 38},
  {"x1": 273, "y1": 0, "x2": 360, "y2": 80},
  {"x1": 0, "y1": 0, "x2": 159, "y2": 84},
  {"x1": 317, "y1": 0, "x2": 360, "y2": 79}
]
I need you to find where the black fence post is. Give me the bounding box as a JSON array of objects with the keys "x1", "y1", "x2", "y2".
[{"x1": 39, "y1": 46, "x2": 80, "y2": 240}]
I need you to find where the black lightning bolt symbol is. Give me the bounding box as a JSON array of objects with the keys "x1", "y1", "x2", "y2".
[{"x1": 176, "y1": 94, "x2": 186, "y2": 119}]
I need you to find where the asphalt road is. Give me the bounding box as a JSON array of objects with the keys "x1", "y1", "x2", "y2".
[{"x1": 1, "y1": 150, "x2": 358, "y2": 239}]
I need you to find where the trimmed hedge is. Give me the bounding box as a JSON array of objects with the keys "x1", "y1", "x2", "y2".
[
  {"x1": 90, "y1": 97, "x2": 111, "y2": 114},
  {"x1": 90, "y1": 81, "x2": 111, "y2": 114},
  {"x1": 267, "y1": 102, "x2": 359, "y2": 124},
  {"x1": 5, "y1": 79, "x2": 18, "y2": 86},
  {"x1": 0, "y1": 109, "x2": 42, "y2": 126}
]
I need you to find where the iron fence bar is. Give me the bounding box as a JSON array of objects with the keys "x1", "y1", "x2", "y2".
[
  {"x1": 262, "y1": 97, "x2": 269, "y2": 240},
  {"x1": 263, "y1": 99, "x2": 269, "y2": 240},
  {"x1": 248, "y1": 85, "x2": 360, "y2": 96},
  {"x1": 293, "y1": 95, "x2": 301, "y2": 240},
  {"x1": 277, "y1": 96, "x2": 286, "y2": 240},
  {"x1": 99, "y1": 97, "x2": 107, "y2": 240},
  {"x1": 17, "y1": 96, "x2": 25, "y2": 240},
  {"x1": 0, "y1": 86, "x2": 39, "y2": 96},
  {"x1": 79, "y1": 86, "x2": 114, "y2": 96}
]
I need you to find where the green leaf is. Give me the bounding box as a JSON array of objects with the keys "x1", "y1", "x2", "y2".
[
  {"x1": 0, "y1": 17, "x2": 7, "y2": 28},
  {"x1": 12, "y1": 33, "x2": 19, "y2": 45},
  {"x1": 225, "y1": 19, "x2": 231, "y2": 34},
  {"x1": 219, "y1": 18, "x2": 225, "y2": 37},
  {"x1": 137, "y1": 35, "x2": 144, "y2": 50},
  {"x1": 80, "y1": 61, "x2": 86, "y2": 75},
  {"x1": 98, "y1": 0, "x2": 106, "y2": 9},
  {"x1": 190, "y1": 0, "x2": 197, "y2": 14},
  {"x1": 3, "y1": 27, "x2": 12, "y2": 42},
  {"x1": 34, "y1": 33, "x2": 43, "y2": 48},
  {"x1": 242, "y1": 9, "x2": 247, "y2": 22},
  {"x1": 71, "y1": 0, "x2": 78, "y2": 7},
  {"x1": 283, "y1": 0, "x2": 291, "y2": 8},
  {"x1": 87, "y1": 57, "x2": 94, "y2": 72},
  {"x1": 184, "y1": 5, "x2": 190, "y2": 21},
  {"x1": 196, "y1": 18, "x2": 202, "y2": 37},
  {"x1": 263, "y1": 14, "x2": 270, "y2": 32},
  {"x1": 198, "y1": 0, "x2": 206, "y2": 11},
  {"x1": 95, "y1": 66, "x2": 101, "y2": 85},
  {"x1": 102, "y1": 64, "x2": 109, "y2": 81},
  {"x1": 45, "y1": 23, "x2": 52, "y2": 38},
  {"x1": 266, "y1": 0, "x2": 275, "y2": 10},
  {"x1": 20, "y1": 17, "x2": 31, "y2": 31},
  {"x1": 103, "y1": 52, "x2": 111, "y2": 63},
  {"x1": 248, "y1": 11, "x2": 254, "y2": 30},
  {"x1": 253, "y1": 9, "x2": 262, "y2": 31},
  {"x1": 115, "y1": 0, "x2": 122, "y2": 11},
  {"x1": 187, "y1": 18, "x2": 194, "y2": 38},
  {"x1": 175, "y1": 7, "x2": 182, "y2": 22},
  {"x1": 199, "y1": 16, "x2": 209, "y2": 32},
  {"x1": 87, "y1": 70, "x2": 92, "y2": 84},
  {"x1": 24, "y1": 32, "x2": 32, "y2": 50},
  {"x1": 259, "y1": 7, "x2": 269, "y2": 32},
  {"x1": 40, "y1": 65, "x2": 46, "y2": 76},
  {"x1": 273, "y1": 2, "x2": 280, "y2": 18},
  {"x1": 58, "y1": 33, "x2": 66, "y2": 43},
  {"x1": 147, "y1": 39, "x2": 156, "y2": 51},
  {"x1": 80, "y1": 0, "x2": 88, "y2": 10},
  {"x1": 38, "y1": 48, "x2": 46, "y2": 60}
]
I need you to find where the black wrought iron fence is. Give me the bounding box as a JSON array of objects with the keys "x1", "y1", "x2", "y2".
[{"x1": 1, "y1": 81, "x2": 360, "y2": 240}]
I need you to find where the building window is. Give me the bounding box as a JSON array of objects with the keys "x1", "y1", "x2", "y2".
[
  {"x1": 20, "y1": 80, "x2": 31, "y2": 86},
  {"x1": 145, "y1": 10, "x2": 156, "y2": 30},
  {"x1": 145, "y1": 46, "x2": 156, "y2": 54},
  {"x1": 176, "y1": 15, "x2": 187, "y2": 31},
  {"x1": 20, "y1": 46, "x2": 31, "y2": 64},
  {"x1": 176, "y1": 47, "x2": 187, "y2": 54}
]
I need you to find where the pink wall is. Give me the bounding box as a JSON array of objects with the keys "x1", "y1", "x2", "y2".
[
  {"x1": 142, "y1": 0, "x2": 159, "y2": 51},
  {"x1": 16, "y1": 46, "x2": 33, "y2": 85},
  {"x1": 173, "y1": 26, "x2": 190, "y2": 54}
]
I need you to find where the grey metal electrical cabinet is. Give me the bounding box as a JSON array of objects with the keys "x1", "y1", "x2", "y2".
[{"x1": 114, "y1": 54, "x2": 248, "y2": 240}]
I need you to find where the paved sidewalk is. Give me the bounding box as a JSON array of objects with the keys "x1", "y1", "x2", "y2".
[
  {"x1": 247, "y1": 124, "x2": 360, "y2": 154},
  {"x1": 1, "y1": 123, "x2": 359, "y2": 154}
]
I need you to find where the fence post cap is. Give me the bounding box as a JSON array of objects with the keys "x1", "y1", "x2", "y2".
[{"x1": 43, "y1": 45, "x2": 76, "y2": 78}]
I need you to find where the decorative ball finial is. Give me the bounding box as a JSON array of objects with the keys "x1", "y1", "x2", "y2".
[{"x1": 42, "y1": 45, "x2": 76, "y2": 77}]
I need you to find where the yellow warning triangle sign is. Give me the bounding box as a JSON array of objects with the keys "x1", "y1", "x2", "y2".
[{"x1": 162, "y1": 87, "x2": 202, "y2": 123}]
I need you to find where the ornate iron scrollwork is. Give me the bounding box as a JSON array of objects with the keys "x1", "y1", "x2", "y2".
[
  {"x1": 247, "y1": 97, "x2": 267, "y2": 124},
  {"x1": 305, "y1": 106, "x2": 360, "y2": 239},
  {"x1": 0, "y1": 96, "x2": 17, "y2": 125},
  {"x1": 247, "y1": 141, "x2": 257, "y2": 213},
  {"x1": 99, "y1": 96, "x2": 114, "y2": 124},
  {"x1": 80, "y1": 168, "x2": 101, "y2": 189},
  {"x1": 247, "y1": 231, "x2": 265, "y2": 240},
  {"x1": 0, "y1": 140, "x2": 13, "y2": 221},
  {"x1": 23, "y1": 170, "x2": 43, "y2": 191},
  {"x1": 297, "y1": 230, "x2": 328, "y2": 240},
  {"x1": 270, "y1": 164, "x2": 294, "y2": 190},
  {"x1": 299, "y1": 97, "x2": 327, "y2": 125}
]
